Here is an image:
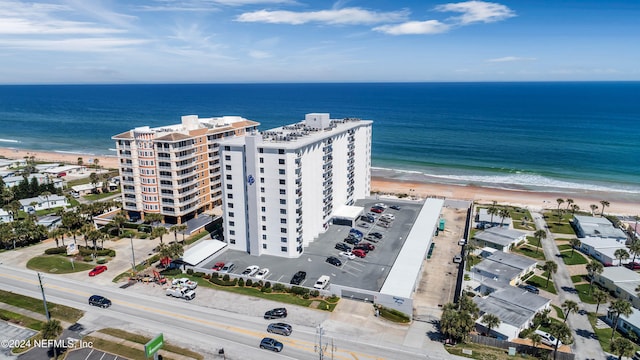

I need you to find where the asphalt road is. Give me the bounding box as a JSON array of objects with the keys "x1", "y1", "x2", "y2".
[{"x1": 0, "y1": 265, "x2": 438, "y2": 360}]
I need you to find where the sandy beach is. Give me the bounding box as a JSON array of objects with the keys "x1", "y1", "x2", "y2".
[{"x1": 1, "y1": 146, "x2": 636, "y2": 217}]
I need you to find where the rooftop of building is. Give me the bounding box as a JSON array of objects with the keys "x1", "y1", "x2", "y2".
[
  {"x1": 112, "y1": 115, "x2": 259, "y2": 140},
  {"x1": 601, "y1": 266, "x2": 640, "y2": 283},
  {"x1": 474, "y1": 227, "x2": 526, "y2": 246},
  {"x1": 574, "y1": 215, "x2": 627, "y2": 239},
  {"x1": 484, "y1": 251, "x2": 538, "y2": 270},
  {"x1": 580, "y1": 236, "x2": 627, "y2": 249},
  {"x1": 473, "y1": 287, "x2": 550, "y2": 327}
]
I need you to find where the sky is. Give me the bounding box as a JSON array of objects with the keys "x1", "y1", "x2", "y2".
[{"x1": 0, "y1": 0, "x2": 639, "y2": 84}]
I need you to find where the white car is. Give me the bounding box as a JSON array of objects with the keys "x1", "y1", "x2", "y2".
[
  {"x1": 255, "y1": 268, "x2": 270, "y2": 279},
  {"x1": 339, "y1": 251, "x2": 356, "y2": 260},
  {"x1": 171, "y1": 278, "x2": 197, "y2": 290},
  {"x1": 374, "y1": 203, "x2": 387, "y2": 209},
  {"x1": 242, "y1": 265, "x2": 260, "y2": 276},
  {"x1": 381, "y1": 214, "x2": 395, "y2": 220}
]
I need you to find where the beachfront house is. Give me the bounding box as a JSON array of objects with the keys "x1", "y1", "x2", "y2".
[
  {"x1": 41, "y1": 165, "x2": 85, "y2": 177},
  {"x1": 0, "y1": 159, "x2": 25, "y2": 170},
  {"x1": 573, "y1": 215, "x2": 627, "y2": 242},
  {"x1": 606, "y1": 306, "x2": 640, "y2": 339},
  {"x1": 3, "y1": 174, "x2": 64, "y2": 189},
  {"x1": 472, "y1": 227, "x2": 527, "y2": 253},
  {"x1": 473, "y1": 286, "x2": 551, "y2": 340},
  {"x1": 594, "y1": 266, "x2": 640, "y2": 309},
  {"x1": 579, "y1": 237, "x2": 630, "y2": 267},
  {"x1": 18, "y1": 195, "x2": 69, "y2": 212},
  {"x1": 470, "y1": 251, "x2": 538, "y2": 294},
  {"x1": 0, "y1": 209, "x2": 13, "y2": 223},
  {"x1": 476, "y1": 208, "x2": 510, "y2": 229}
]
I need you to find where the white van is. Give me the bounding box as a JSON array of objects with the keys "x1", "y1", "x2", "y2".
[
  {"x1": 313, "y1": 275, "x2": 330, "y2": 290},
  {"x1": 534, "y1": 330, "x2": 561, "y2": 347}
]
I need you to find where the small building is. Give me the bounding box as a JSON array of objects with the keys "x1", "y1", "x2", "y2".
[
  {"x1": 37, "y1": 215, "x2": 62, "y2": 229},
  {"x1": 579, "y1": 237, "x2": 629, "y2": 267},
  {"x1": 476, "y1": 208, "x2": 510, "y2": 229},
  {"x1": 0, "y1": 209, "x2": 13, "y2": 223},
  {"x1": 573, "y1": 215, "x2": 627, "y2": 242},
  {"x1": 71, "y1": 183, "x2": 101, "y2": 196},
  {"x1": 332, "y1": 205, "x2": 364, "y2": 227},
  {"x1": 607, "y1": 306, "x2": 640, "y2": 339},
  {"x1": 3, "y1": 174, "x2": 64, "y2": 189},
  {"x1": 178, "y1": 240, "x2": 227, "y2": 268},
  {"x1": 0, "y1": 158, "x2": 25, "y2": 169},
  {"x1": 594, "y1": 266, "x2": 640, "y2": 309},
  {"x1": 42, "y1": 165, "x2": 86, "y2": 177},
  {"x1": 19, "y1": 195, "x2": 69, "y2": 212},
  {"x1": 473, "y1": 286, "x2": 551, "y2": 341},
  {"x1": 473, "y1": 227, "x2": 527, "y2": 253},
  {"x1": 470, "y1": 251, "x2": 538, "y2": 294}
]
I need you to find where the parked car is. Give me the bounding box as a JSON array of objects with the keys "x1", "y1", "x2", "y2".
[
  {"x1": 259, "y1": 337, "x2": 283, "y2": 352},
  {"x1": 267, "y1": 323, "x2": 293, "y2": 336},
  {"x1": 356, "y1": 242, "x2": 375, "y2": 251},
  {"x1": 381, "y1": 214, "x2": 395, "y2": 220},
  {"x1": 242, "y1": 265, "x2": 260, "y2": 276},
  {"x1": 290, "y1": 271, "x2": 306, "y2": 285},
  {"x1": 364, "y1": 235, "x2": 379, "y2": 243},
  {"x1": 344, "y1": 237, "x2": 360, "y2": 245},
  {"x1": 335, "y1": 243, "x2": 351, "y2": 252},
  {"x1": 326, "y1": 256, "x2": 342, "y2": 267},
  {"x1": 89, "y1": 265, "x2": 108, "y2": 277},
  {"x1": 534, "y1": 330, "x2": 562, "y2": 347},
  {"x1": 255, "y1": 268, "x2": 270, "y2": 279},
  {"x1": 88, "y1": 295, "x2": 111, "y2": 308},
  {"x1": 370, "y1": 207, "x2": 383, "y2": 213},
  {"x1": 349, "y1": 228, "x2": 364, "y2": 236},
  {"x1": 211, "y1": 262, "x2": 225, "y2": 271},
  {"x1": 625, "y1": 262, "x2": 640, "y2": 270},
  {"x1": 339, "y1": 251, "x2": 356, "y2": 260},
  {"x1": 458, "y1": 238, "x2": 467, "y2": 246},
  {"x1": 520, "y1": 284, "x2": 540, "y2": 294},
  {"x1": 219, "y1": 262, "x2": 235, "y2": 273},
  {"x1": 453, "y1": 254, "x2": 462, "y2": 263},
  {"x1": 264, "y1": 308, "x2": 287, "y2": 319},
  {"x1": 172, "y1": 277, "x2": 198, "y2": 289},
  {"x1": 360, "y1": 215, "x2": 374, "y2": 223},
  {"x1": 352, "y1": 249, "x2": 367, "y2": 258},
  {"x1": 166, "y1": 287, "x2": 196, "y2": 300},
  {"x1": 374, "y1": 203, "x2": 387, "y2": 209},
  {"x1": 389, "y1": 205, "x2": 401, "y2": 210},
  {"x1": 370, "y1": 232, "x2": 383, "y2": 239},
  {"x1": 313, "y1": 275, "x2": 330, "y2": 289}
]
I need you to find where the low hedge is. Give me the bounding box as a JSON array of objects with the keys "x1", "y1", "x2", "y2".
[
  {"x1": 45, "y1": 247, "x2": 67, "y2": 255},
  {"x1": 209, "y1": 277, "x2": 237, "y2": 286}
]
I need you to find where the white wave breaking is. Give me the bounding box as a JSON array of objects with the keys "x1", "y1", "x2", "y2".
[{"x1": 0, "y1": 138, "x2": 20, "y2": 143}]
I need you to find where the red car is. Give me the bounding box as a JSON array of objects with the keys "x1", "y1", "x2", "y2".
[
  {"x1": 352, "y1": 249, "x2": 367, "y2": 258},
  {"x1": 370, "y1": 207, "x2": 383, "y2": 213},
  {"x1": 625, "y1": 262, "x2": 640, "y2": 270},
  {"x1": 89, "y1": 265, "x2": 108, "y2": 277},
  {"x1": 356, "y1": 242, "x2": 375, "y2": 251},
  {"x1": 212, "y1": 262, "x2": 225, "y2": 271}
]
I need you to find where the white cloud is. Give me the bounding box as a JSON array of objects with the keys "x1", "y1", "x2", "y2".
[
  {"x1": 0, "y1": 37, "x2": 148, "y2": 52},
  {"x1": 138, "y1": 0, "x2": 296, "y2": 11},
  {"x1": 249, "y1": 50, "x2": 271, "y2": 59},
  {"x1": 435, "y1": 1, "x2": 515, "y2": 25},
  {"x1": 373, "y1": 20, "x2": 450, "y2": 35},
  {"x1": 236, "y1": 7, "x2": 409, "y2": 25},
  {"x1": 486, "y1": 56, "x2": 536, "y2": 63}
]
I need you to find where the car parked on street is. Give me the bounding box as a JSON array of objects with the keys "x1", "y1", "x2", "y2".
[
  {"x1": 242, "y1": 265, "x2": 260, "y2": 276},
  {"x1": 290, "y1": 271, "x2": 306, "y2": 285},
  {"x1": 259, "y1": 337, "x2": 283, "y2": 352},
  {"x1": 89, "y1": 265, "x2": 107, "y2": 277},
  {"x1": 326, "y1": 256, "x2": 342, "y2": 267},
  {"x1": 335, "y1": 243, "x2": 351, "y2": 252},
  {"x1": 264, "y1": 308, "x2": 287, "y2": 319},
  {"x1": 267, "y1": 323, "x2": 293, "y2": 336},
  {"x1": 88, "y1": 295, "x2": 111, "y2": 308},
  {"x1": 453, "y1": 254, "x2": 462, "y2": 263}
]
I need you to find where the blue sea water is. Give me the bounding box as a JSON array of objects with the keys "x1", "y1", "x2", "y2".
[{"x1": 0, "y1": 82, "x2": 639, "y2": 199}]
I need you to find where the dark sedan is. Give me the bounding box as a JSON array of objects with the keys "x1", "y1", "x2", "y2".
[
  {"x1": 264, "y1": 308, "x2": 288, "y2": 319},
  {"x1": 335, "y1": 243, "x2": 351, "y2": 252},
  {"x1": 290, "y1": 271, "x2": 307, "y2": 285},
  {"x1": 326, "y1": 256, "x2": 342, "y2": 267},
  {"x1": 260, "y1": 337, "x2": 283, "y2": 352}
]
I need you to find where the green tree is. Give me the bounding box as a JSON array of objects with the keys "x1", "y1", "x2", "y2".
[
  {"x1": 480, "y1": 313, "x2": 500, "y2": 337},
  {"x1": 145, "y1": 213, "x2": 163, "y2": 226},
  {"x1": 561, "y1": 300, "x2": 579, "y2": 324},
  {"x1": 614, "y1": 248, "x2": 630, "y2": 266},
  {"x1": 592, "y1": 288, "x2": 608, "y2": 314},
  {"x1": 556, "y1": 198, "x2": 564, "y2": 221},
  {"x1": 610, "y1": 299, "x2": 633, "y2": 340},
  {"x1": 528, "y1": 332, "x2": 542, "y2": 353},
  {"x1": 590, "y1": 204, "x2": 599, "y2": 216},
  {"x1": 498, "y1": 208, "x2": 510, "y2": 227},
  {"x1": 542, "y1": 260, "x2": 558, "y2": 288},
  {"x1": 570, "y1": 204, "x2": 580, "y2": 214},
  {"x1": 586, "y1": 260, "x2": 604, "y2": 294},
  {"x1": 600, "y1": 200, "x2": 610, "y2": 217},
  {"x1": 111, "y1": 214, "x2": 127, "y2": 237},
  {"x1": 549, "y1": 322, "x2": 573, "y2": 360},
  {"x1": 533, "y1": 229, "x2": 546, "y2": 254},
  {"x1": 170, "y1": 224, "x2": 188, "y2": 244},
  {"x1": 629, "y1": 239, "x2": 640, "y2": 264},
  {"x1": 42, "y1": 319, "x2": 62, "y2": 340},
  {"x1": 565, "y1": 198, "x2": 574, "y2": 211},
  {"x1": 610, "y1": 337, "x2": 635, "y2": 360},
  {"x1": 151, "y1": 226, "x2": 169, "y2": 244},
  {"x1": 157, "y1": 242, "x2": 184, "y2": 261}
]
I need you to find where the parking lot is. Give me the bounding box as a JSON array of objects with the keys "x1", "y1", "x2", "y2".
[{"x1": 199, "y1": 198, "x2": 422, "y2": 292}]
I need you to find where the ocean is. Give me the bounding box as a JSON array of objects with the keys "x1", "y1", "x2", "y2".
[{"x1": 1, "y1": 82, "x2": 639, "y2": 200}]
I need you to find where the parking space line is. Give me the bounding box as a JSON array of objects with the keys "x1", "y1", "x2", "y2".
[{"x1": 83, "y1": 348, "x2": 94, "y2": 360}]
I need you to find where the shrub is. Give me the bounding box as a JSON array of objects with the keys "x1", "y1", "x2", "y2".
[
  {"x1": 303, "y1": 293, "x2": 310, "y2": 299},
  {"x1": 96, "y1": 258, "x2": 107, "y2": 264},
  {"x1": 193, "y1": 272, "x2": 204, "y2": 278},
  {"x1": 83, "y1": 256, "x2": 93, "y2": 262},
  {"x1": 222, "y1": 274, "x2": 230, "y2": 282},
  {"x1": 237, "y1": 278, "x2": 244, "y2": 287},
  {"x1": 209, "y1": 277, "x2": 235, "y2": 286},
  {"x1": 138, "y1": 233, "x2": 149, "y2": 239},
  {"x1": 310, "y1": 290, "x2": 320, "y2": 297},
  {"x1": 186, "y1": 269, "x2": 194, "y2": 275},
  {"x1": 210, "y1": 272, "x2": 219, "y2": 279},
  {"x1": 261, "y1": 287, "x2": 273, "y2": 293},
  {"x1": 45, "y1": 247, "x2": 67, "y2": 255},
  {"x1": 160, "y1": 268, "x2": 182, "y2": 276},
  {"x1": 272, "y1": 283, "x2": 286, "y2": 292},
  {"x1": 328, "y1": 295, "x2": 339, "y2": 302},
  {"x1": 264, "y1": 281, "x2": 271, "y2": 289},
  {"x1": 203, "y1": 274, "x2": 211, "y2": 280}
]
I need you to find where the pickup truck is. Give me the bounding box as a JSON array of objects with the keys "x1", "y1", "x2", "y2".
[
  {"x1": 165, "y1": 287, "x2": 196, "y2": 300},
  {"x1": 172, "y1": 277, "x2": 198, "y2": 290}
]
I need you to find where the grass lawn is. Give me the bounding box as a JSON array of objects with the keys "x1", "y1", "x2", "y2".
[
  {"x1": 84, "y1": 190, "x2": 121, "y2": 201},
  {"x1": 571, "y1": 274, "x2": 587, "y2": 283},
  {"x1": 0, "y1": 309, "x2": 44, "y2": 331},
  {"x1": 26, "y1": 255, "x2": 95, "y2": 274},
  {"x1": 551, "y1": 304, "x2": 565, "y2": 320},
  {"x1": 526, "y1": 236, "x2": 541, "y2": 248},
  {"x1": 575, "y1": 283, "x2": 611, "y2": 305},
  {"x1": 526, "y1": 275, "x2": 557, "y2": 294},
  {"x1": 465, "y1": 255, "x2": 482, "y2": 271},
  {"x1": 512, "y1": 245, "x2": 547, "y2": 260},
  {"x1": 82, "y1": 336, "x2": 179, "y2": 360},
  {"x1": 99, "y1": 329, "x2": 203, "y2": 360},
  {"x1": 557, "y1": 244, "x2": 572, "y2": 251},
  {"x1": 0, "y1": 289, "x2": 84, "y2": 323},
  {"x1": 587, "y1": 313, "x2": 640, "y2": 354},
  {"x1": 560, "y1": 250, "x2": 588, "y2": 265},
  {"x1": 546, "y1": 221, "x2": 576, "y2": 235}
]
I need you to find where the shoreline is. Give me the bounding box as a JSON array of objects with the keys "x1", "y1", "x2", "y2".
[{"x1": 1, "y1": 146, "x2": 637, "y2": 217}]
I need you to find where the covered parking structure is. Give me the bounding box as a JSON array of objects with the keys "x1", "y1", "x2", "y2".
[
  {"x1": 332, "y1": 205, "x2": 364, "y2": 227},
  {"x1": 178, "y1": 240, "x2": 227, "y2": 268}
]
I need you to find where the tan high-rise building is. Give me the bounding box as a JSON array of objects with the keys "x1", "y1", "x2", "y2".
[{"x1": 112, "y1": 115, "x2": 259, "y2": 224}]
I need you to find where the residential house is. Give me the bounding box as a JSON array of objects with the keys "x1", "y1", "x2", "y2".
[
  {"x1": 0, "y1": 159, "x2": 25, "y2": 169},
  {"x1": 606, "y1": 306, "x2": 640, "y2": 339},
  {"x1": 0, "y1": 209, "x2": 13, "y2": 223},
  {"x1": 18, "y1": 195, "x2": 69, "y2": 212},
  {"x1": 580, "y1": 237, "x2": 630, "y2": 266},
  {"x1": 3, "y1": 174, "x2": 64, "y2": 189},
  {"x1": 470, "y1": 251, "x2": 538, "y2": 294},
  {"x1": 573, "y1": 215, "x2": 627, "y2": 242},
  {"x1": 41, "y1": 165, "x2": 85, "y2": 177},
  {"x1": 594, "y1": 266, "x2": 640, "y2": 309},
  {"x1": 473, "y1": 227, "x2": 527, "y2": 253}
]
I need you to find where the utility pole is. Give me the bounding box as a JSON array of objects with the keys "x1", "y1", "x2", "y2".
[
  {"x1": 130, "y1": 235, "x2": 136, "y2": 274},
  {"x1": 316, "y1": 325, "x2": 325, "y2": 360},
  {"x1": 37, "y1": 272, "x2": 50, "y2": 320}
]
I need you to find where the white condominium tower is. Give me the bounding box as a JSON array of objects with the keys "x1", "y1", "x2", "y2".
[
  {"x1": 112, "y1": 115, "x2": 259, "y2": 224},
  {"x1": 220, "y1": 113, "x2": 372, "y2": 257}
]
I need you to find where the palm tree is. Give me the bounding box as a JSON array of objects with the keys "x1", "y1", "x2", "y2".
[
  {"x1": 528, "y1": 332, "x2": 542, "y2": 354},
  {"x1": 610, "y1": 299, "x2": 633, "y2": 340},
  {"x1": 480, "y1": 313, "x2": 500, "y2": 337},
  {"x1": 565, "y1": 198, "x2": 574, "y2": 211},
  {"x1": 145, "y1": 212, "x2": 163, "y2": 226},
  {"x1": 533, "y1": 229, "x2": 546, "y2": 253},
  {"x1": 40, "y1": 191, "x2": 52, "y2": 209},
  {"x1": 42, "y1": 319, "x2": 62, "y2": 340},
  {"x1": 556, "y1": 198, "x2": 564, "y2": 221},
  {"x1": 487, "y1": 206, "x2": 499, "y2": 226},
  {"x1": 77, "y1": 157, "x2": 83, "y2": 166},
  {"x1": 570, "y1": 204, "x2": 580, "y2": 215},
  {"x1": 600, "y1": 200, "x2": 610, "y2": 217},
  {"x1": 80, "y1": 223, "x2": 95, "y2": 247},
  {"x1": 111, "y1": 214, "x2": 127, "y2": 237},
  {"x1": 561, "y1": 300, "x2": 579, "y2": 324},
  {"x1": 549, "y1": 322, "x2": 572, "y2": 360},
  {"x1": 586, "y1": 260, "x2": 604, "y2": 293},
  {"x1": 590, "y1": 204, "x2": 599, "y2": 216},
  {"x1": 498, "y1": 208, "x2": 510, "y2": 227},
  {"x1": 593, "y1": 288, "x2": 608, "y2": 314},
  {"x1": 151, "y1": 226, "x2": 169, "y2": 244},
  {"x1": 543, "y1": 260, "x2": 558, "y2": 288},
  {"x1": 614, "y1": 248, "x2": 630, "y2": 266},
  {"x1": 170, "y1": 224, "x2": 188, "y2": 244},
  {"x1": 610, "y1": 337, "x2": 635, "y2": 360},
  {"x1": 629, "y1": 239, "x2": 640, "y2": 264},
  {"x1": 569, "y1": 238, "x2": 581, "y2": 258}
]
